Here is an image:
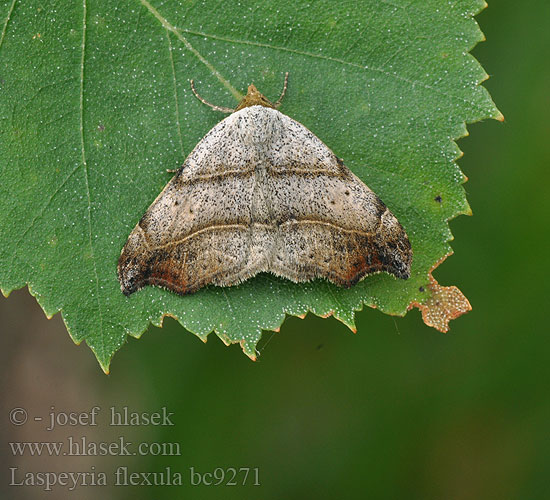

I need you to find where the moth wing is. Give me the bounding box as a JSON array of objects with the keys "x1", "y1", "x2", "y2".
[
  {"x1": 118, "y1": 112, "x2": 266, "y2": 295},
  {"x1": 261, "y1": 110, "x2": 412, "y2": 286}
]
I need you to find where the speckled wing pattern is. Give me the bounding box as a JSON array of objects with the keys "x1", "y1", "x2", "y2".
[{"x1": 118, "y1": 105, "x2": 412, "y2": 296}]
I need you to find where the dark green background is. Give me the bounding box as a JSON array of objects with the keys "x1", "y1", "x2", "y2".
[{"x1": 1, "y1": 2, "x2": 548, "y2": 499}]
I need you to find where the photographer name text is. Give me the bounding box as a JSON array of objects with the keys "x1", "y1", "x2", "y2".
[{"x1": 10, "y1": 406, "x2": 174, "y2": 430}]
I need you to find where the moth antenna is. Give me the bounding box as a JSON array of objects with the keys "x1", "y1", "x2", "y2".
[
  {"x1": 273, "y1": 72, "x2": 289, "y2": 108},
  {"x1": 190, "y1": 80, "x2": 234, "y2": 113}
]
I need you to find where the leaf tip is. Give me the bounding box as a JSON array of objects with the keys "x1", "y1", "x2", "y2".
[
  {"x1": 216, "y1": 331, "x2": 232, "y2": 346},
  {"x1": 241, "y1": 340, "x2": 257, "y2": 361},
  {"x1": 338, "y1": 316, "x2": 357, "y2": 333},
  {"x1": 95, "y1": 353, "x2": 112, "y2": 374}
]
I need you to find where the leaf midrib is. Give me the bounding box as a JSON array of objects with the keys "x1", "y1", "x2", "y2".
[{"x1": 80, "y1": 0, "x2": 105, "y2": 357}]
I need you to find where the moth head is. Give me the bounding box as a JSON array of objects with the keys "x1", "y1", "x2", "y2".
[
  {"x1": 190, "y1": 73, "x2": 288, "y2": 113},
  {"x1": 234, "y1": 84, "x2": 277, "y2": 111}
]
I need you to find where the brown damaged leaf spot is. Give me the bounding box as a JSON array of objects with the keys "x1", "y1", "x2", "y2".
[
  {"x1": 412, "y1": 277, "x2": 471, "y2": 332},
  {"x1": 409, "y1": 254, "x2": 471, "y2": 332}
]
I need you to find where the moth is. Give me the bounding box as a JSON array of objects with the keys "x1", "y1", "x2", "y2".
[{"x1": 118, "y1": 74, "x2": 412, "y2": 296}]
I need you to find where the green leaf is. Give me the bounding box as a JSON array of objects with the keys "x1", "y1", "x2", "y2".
[{"x1": 0, "y1": 0, "x2": 501, "y2": 371}]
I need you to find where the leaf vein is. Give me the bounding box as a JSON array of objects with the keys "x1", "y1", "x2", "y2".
[
  {"x1": 138, "y1": 0, "x2": 243, "y2": 101},
  {"x1": 180, "y1": 28, "x2": 482, "y2": 110},
  {"x1": 165, "y1": 31, "x2": 184, "y2": 157},
  {"x1": 0, "y1": 0, "x2": 16, "y2": 50},
  {"x1": 79, "y1": 0, "x2": 105, "y2": 357},
  {"x1": 7, "y1": 165, "x2": 80, "y2": 260}
]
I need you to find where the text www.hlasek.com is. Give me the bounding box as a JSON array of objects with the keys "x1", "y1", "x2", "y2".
[{"x1": 9, "y1": 436, "x2": 180, "y2": 457}]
